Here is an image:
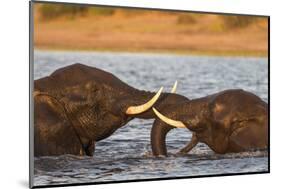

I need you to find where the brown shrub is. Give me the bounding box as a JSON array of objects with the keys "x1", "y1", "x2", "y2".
[
  {"x1": 221, "y1": 15, "x2": 257, "y2": 29},
  {"x1": 177, "y1": 13, "x2": 197, "y2": 25}
]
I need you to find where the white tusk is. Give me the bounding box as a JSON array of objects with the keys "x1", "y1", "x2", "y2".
[
  {"x1": 171, "y1": 80, "x2": 178, "y2": 93},
  {"x1": 126, "y1": 87, "x2": 163, "y2": 115},
  {"x1": 152, "y1": 107, "x2": 186, "y2": 128}
]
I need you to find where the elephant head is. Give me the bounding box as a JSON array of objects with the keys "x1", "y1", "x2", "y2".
[{"x1": 150, "y1": 89, "x2": 268, "y2": 156}]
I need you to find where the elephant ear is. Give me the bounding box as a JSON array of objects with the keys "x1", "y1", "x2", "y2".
[
  {"x1": 34, "y1": 92, "x2": 83, "y2": 156},
  {"x1": 34, "y1": 92, "x2": 67, "y2": 120}
]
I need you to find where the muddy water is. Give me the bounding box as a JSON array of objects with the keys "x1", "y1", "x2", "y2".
[{"x1": 33, "y1": 50, "x2": 268, "y2": 186}]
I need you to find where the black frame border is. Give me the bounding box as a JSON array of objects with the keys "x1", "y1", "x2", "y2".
[{"x1": 29, "y1": 1, "x2": 270, "y2": 188}]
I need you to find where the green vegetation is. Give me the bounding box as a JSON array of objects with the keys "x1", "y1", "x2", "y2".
[
  {"x1": 117, "y1": 8, "x2": 148, "y2": 16},
  {"x1": 87, "y1": 7, "x2": 115, "y2": 16},
  {"x1": 39, "y1": 3, "x2": 258, "y2": 32},
  {"x1": 177, "y1": 13, "x2": 197, "y2": 24},
  {"x1": 39, "y1": 4, "x2": 115, "y2": 20},
  {"x1": 35, "y1": 3, "x2": 268, "y2": 57},
  {"x1": 39, "y1": 4, "x2": 88, "y2": 20},
  {"x1": 221, "y1": 15, "x2": 257, "y2": 29}
]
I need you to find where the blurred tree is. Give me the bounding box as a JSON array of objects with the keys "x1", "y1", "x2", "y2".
[
  {"x1": 88, "y1": 7, "x2": 115, "y2": 16},
  {"x1": 39, "y1": 4, "x2": 88, "y2": 20},
  {"x1": 221, "y1": 15, "x2": 257, "y2": 29},
  {"x1": 177, "y1": 13, "x2": 197, "y2": 24}
]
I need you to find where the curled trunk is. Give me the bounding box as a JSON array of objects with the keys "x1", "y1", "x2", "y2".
[{"x1": 151, "y1": 118, "x2": 175, "y2": 156}]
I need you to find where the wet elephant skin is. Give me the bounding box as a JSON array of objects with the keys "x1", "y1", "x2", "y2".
[
  {"x1": 34, "y1": 63, "x2": 188, "y2": 156},
  {"x1": 151, "y1": 89, "x2": 268, "y2": 156}
]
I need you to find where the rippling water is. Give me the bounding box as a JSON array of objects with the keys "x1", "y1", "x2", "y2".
[{"x1": 33, "y1": 50, "x2": 268, "y2": 186}]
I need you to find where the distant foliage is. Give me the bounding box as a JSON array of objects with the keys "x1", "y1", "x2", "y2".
[
  {"x1": 88, "y1": 7, "x2": 115, "y2": 16},
  {"x1": 39, "y1": 4, "x2": 115, "y2": 21},
  {"x1": 177, "y1": 13, "x2": 197, "y2": 24},
  {"x1": 116, "y1": 8, "x2": 147, "y2": 16},
  {"x1": 39, "y1": 4, "x2": 88, "y2": 20},
  {"x1": 221, "y1": 15, "x2": 256, "y2": 29}
]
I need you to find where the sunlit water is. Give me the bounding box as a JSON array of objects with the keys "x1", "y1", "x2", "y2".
[{"x1": 33, "y1": 50, "x2": 268, "y2": 186}]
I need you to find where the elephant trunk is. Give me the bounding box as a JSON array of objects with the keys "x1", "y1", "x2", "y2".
[{"x1": 150, "y1": 119, "x2": 174, "y2": 156}]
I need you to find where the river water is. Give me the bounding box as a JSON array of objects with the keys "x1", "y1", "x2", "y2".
[{"x1": 33, "y1": 50, "x2": 268, "y2": 186}]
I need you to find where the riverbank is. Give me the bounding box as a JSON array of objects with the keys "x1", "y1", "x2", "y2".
[
  {"x1": 34, "y1": 8, "x2": 268, "y2": 57},
  {"x1": 34, "y1": 47, "x2": 267, "y2": 57}
]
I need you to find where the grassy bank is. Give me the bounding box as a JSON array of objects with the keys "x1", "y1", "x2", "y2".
[{"x1": 34, "y1": 4, "x2": 268, "y2": 57}]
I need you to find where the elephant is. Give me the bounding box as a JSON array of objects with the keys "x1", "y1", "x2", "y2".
[
  {"x1": 151, "y1": 89, "x2": 268, "y2": 156},
  {"x1": 33, "y1": 63, "x2": 189, "y2": 156}
]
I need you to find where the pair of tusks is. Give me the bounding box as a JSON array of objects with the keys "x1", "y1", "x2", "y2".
[
  {"x1": 125, "y1": 81, "x2": 178, "y2": 115},
  {"x1": 152, "y1": 80, "x2": 187, "y2": 129}
]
